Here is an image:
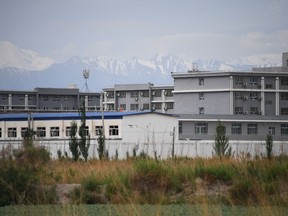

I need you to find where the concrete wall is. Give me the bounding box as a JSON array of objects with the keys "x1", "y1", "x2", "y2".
[
  {"x1": 179, "y1": 120, "x2": 288, "y2": 141},
  {"x1": 122, "y1": 113, "x2": 178, "y2": 146},
  {"x1": 174, "y1": 92, "x2": 230, "y2": 114}
]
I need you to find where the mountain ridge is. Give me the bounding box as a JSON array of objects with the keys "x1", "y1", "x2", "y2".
[{"x1": 0, "y1": 41, "x2": 258, "y2": 91}]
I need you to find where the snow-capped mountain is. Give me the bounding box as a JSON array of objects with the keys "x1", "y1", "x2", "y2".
[
  {"x1": 0, "y1": 41, "x2": 54, "y2": 71},
  {"x1": 0, "y1": 41, "x2": 256, "y2": 91}
]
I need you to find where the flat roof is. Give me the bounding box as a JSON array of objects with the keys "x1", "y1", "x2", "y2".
[
  {"x1": 178, "y1": 114, "x2": 288, "y2": 123},
  {"x1": 0, "y1": 111, "x2": 150, "y2": 121}
]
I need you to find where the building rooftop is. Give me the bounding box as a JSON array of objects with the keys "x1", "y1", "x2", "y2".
[
  {"x1": 0, "y1": 111, "x2": 178, "y2": 121},
  {"x1": 178, "y1": 114, "x2": 288, "y2": 122}
]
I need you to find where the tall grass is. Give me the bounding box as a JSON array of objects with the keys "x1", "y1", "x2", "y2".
[
  {"x1": 1, "y1": 153, "x2": 288, "y2": 208},
  {"x1": 35, "y1": 156, "x2": 288, "y2": 206}
]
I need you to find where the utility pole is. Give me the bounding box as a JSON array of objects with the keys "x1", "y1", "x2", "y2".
[
  {"x1": 172, "y1": 127, "x2": 175, "y2": 158},
  {"x1": 101, "y1": 92, "x2": 105, "y2": 151}
]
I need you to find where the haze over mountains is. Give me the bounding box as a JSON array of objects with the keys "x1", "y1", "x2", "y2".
[{"x1": 0, "y1": 41, "x2": 273, "y2": 92}]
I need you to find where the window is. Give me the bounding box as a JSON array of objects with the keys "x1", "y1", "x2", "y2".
[
  {"x1": 130, "y1": 91, "x2": 139, "y2": 98},
  {"x1": 247, "y1": 124, "x2": 258, "y2": 135},
  {"x1": 266, "y1": 100, "x2": 272, "y2": 105},
  {"x1": 43, "y1": 95, "x2": 48, "y2": 101},
  {"x1": 199, "y1": 107, "x2": 205, "y2": 114},
  {"x1": 265, "y1": 84, "x2": 273, "y2": 89},
  {"x1": 164, "y1": 89, "x2": 173, "y2": 97},
  {"x1": 106, "y1": 92, "x2": 114, "y2": 98},
  {"x1": 119, "y1": 104, "x2": 126, "y2": 111},
  {"x1": 19, "y1": 95, "x2": 24, "y2": 100},
  {"x1": 142, "y1": 103, "x2": 150, "y2": 110},
  {"x1": 199, "y1": 92, "x2": 204, "y2": 100},
  {"x1": 2, "y1": 95, "x2": 7, "y2": 100},
  {"x1": 199, "y1": 78, "x2": 204, "y2": 85},
  {"x1": 107, "y1": 104, "x2": 114, "y2": 111},
  {"x1": 141, "y1": 91, "x2": 149, "y2": 97},
  {"x1": 53, "y1": 96, "x2": 60, "y2": 101},
  {"x1": 79, "y1": 126, "x2": 89, "y2": 136},
  {"x1": 95, "y1": 126, "x2": 103, "y2": 136},
  {"x1": 152, "y1": 103, "x2": 161, "y2": 110},
  {"x1": 8, "y1": 128, "x2": 17, "y2": 138},
  {"x1": 231, "y1": 123, "x2": 242, "y2": 135},
  {"x1": 234, "y1": 77, "x2": 243, "y2": 85},
  {"x1": 281, "y1": 124, "x2": 288, "y2": 135},
  {"x1": 117, "y1": 92, "x2": 126, "y2": 98},
  {"x1": 152, "y1": 90, "x2": 162, "y2": 97},
  {"x1": 142, "y1": 103, "x2": 149, "y2": 110},
  {"x1": 165, "y1": 102, "x2": 174, "y2": 109},
  {"x1": 281, "y1": 93, "x2": 288, "y2": 100},
  {"x1": 235, "y1": 92, "x2": 243, "y2": 99},
  {"x1": 195, "y1": 122, "x2": 208, "y2": 134},
  {"x1": 268, "y1": 127, "x2": 275, "y2": 135},
  {"x1": 65, "y1": 127, "x2": 71, "y2": 137},
  {"x1": 50, "y1": 127, "x2": 60, "y2": 137},
  {"x1": 0, "y1": 128, "x2": 1, "y2": 138},
  {"x1": 109, "y1": 125, "x2": 119, "y2": 136},
  {"x1": 250, "y1": 77, "x2": 258, "y2": 85},
  {"x1": 179, "y1": 122, "x2": 182, "y2": 134},
  {"x1": 281, "y1": 108, "x2": 288, "y2": 115},
  {"x1": 65, "y1": 96, "x2": 69, "y2": 101},
  {"x1": 235, "y1": 107, "x2": 243, "y2": 114},
  {"x1": 21, "y1": 127, "x2": 28, "y2": 138},
  {"x1": 280, "y1": 78, "x2": 288, "y2": 86},
  {"x1": 130, "y1": 104, "x2": 139, "y2": 111},
  {"x1": 28, "y1": 95, "x2": 33, "y2": 100},
  {"x1": 250, "y1": 92, "x2": 258, "y2": 100},
  {"x1": 36, "y1": 127, "x2": 46, "y2": 137},
  {"x1": 250, "y1": 107, "x2": 259, "y2": 114}
]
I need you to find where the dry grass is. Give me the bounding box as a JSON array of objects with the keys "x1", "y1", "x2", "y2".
[{"x1": 37, "y1": 156, "x2": 288, "y2": 206}]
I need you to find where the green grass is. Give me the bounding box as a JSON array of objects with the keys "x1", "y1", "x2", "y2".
[{"x1": 1, "y1": 204, "x2": 288, "y2": 216}]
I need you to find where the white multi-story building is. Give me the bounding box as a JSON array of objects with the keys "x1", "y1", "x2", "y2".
[
  {"x1": 171, "y1": 52, "x2": 288, "y2": 144},
  {"x1": 103, "y1": 83, "x2": 174, "y2": 114}
]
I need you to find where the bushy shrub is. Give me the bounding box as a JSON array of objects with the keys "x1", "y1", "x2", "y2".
[{"x1": 0, "y1": 141, "x2": 51, "y2": 206}]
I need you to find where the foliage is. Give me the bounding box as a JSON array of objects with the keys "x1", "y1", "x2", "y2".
[
  {"x1": 78, "y1": 102, "x2": 90, "y2": 161},
  {"x1": 97, "y1": 129, "x2": 105, "y2": 160},
  {"x1": 213, "y1": 121, "x2": 231, "y2": 159},
  {"x1": 266, "y1": 133, "x2": 273, "y2": 160},
  {"x1": 0, "y1": 137, "x2": 51, "y2": 206},
  {"x1": 69, "y1": 121, "x2": 80, "y2": 161},
  {"x1": 68, "y1": 102, "x2": 91, "y2": 161}
]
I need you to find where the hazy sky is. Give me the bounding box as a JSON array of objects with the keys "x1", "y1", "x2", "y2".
[{"x1": 0, "y1": 0, "x2": 287, "y2": 63}]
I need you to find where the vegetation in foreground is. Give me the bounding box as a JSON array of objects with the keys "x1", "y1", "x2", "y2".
[{"x1": 1, "y1": 140, "x2": 288, "y2": 208}]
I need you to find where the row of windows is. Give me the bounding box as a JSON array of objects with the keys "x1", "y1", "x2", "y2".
[
  {"x1": 1, "y1": 95, "x2": 34, "y2": 101},
  {"x1": 179, "y1": 123, "x2": 288, "y2": 136},
  {"x1": 234, "y1": 77, "x2": 288, "y2": 86},
  {"x1": 0, "y1": 125, "x2": 119, "y2": 138},
  {"x1": 107, "y1": 90, "x2": 174, "y2": 99},
  {"x1": 107, "y1": 102, "x2": 174, "y2": 111},
  {"x1": 234, "y1": 107, "x2": 261, "y2": 115},
  {"x1": 41, "y1": 95, "x2": 96, "y2": 101},
  {"x1": 235, "y1": 92, "x2": 261, "y2": 100}
]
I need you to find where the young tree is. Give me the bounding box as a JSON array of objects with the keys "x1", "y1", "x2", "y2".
[
  {"x1": 97, "y1": 129, "x2": 105, "y2": 160},
  {"x1": 213, "y1": 121, "x2": 231, "y2": 159},
  {"x1": 69, "y1": 121, "x2": 80, "y2": 161},
  {"x1": 78, "y1": 102, "x2": 90, "y2": 162},
  {"x1": 266, "y1": 133, "x2": 273, "y2": 160}
]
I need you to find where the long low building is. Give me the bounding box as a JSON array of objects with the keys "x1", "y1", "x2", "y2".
[
  {"x1": 0, "y1": 111, "x2": 287, "y2": 159},
  {"x1": 0, "y1": 111, "x2": 179, "y2": 159}
]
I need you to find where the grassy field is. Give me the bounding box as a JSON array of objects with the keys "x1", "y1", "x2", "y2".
[
  {"x1": 1, "y1": 204, "x2": 288, "y2": 216},
  {"x1": 38, "y1": 156, "x2": 288, "y2": 206},
  {"x1": 1, "y1": 143, "x2": 288, "y2": 215}
]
